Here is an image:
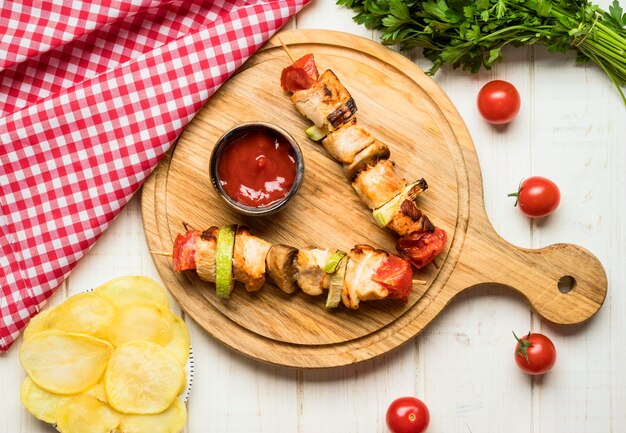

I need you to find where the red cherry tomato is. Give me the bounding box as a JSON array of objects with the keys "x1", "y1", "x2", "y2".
[
  {"x1": 509, "y1": 176, "x2": 560, "y2": 218},
  {"x1": 477, "y1": 80, "x2": 521, "y2": 124},
  {"x1": 372, "y1": 255, "x2": 413, "y2": 302},
  {"x1": 172, "y1": 229, "x2": 199, "y2": 272},
  {"x1": 280, "y1": 54, "x2": 319, "y2": 92},
  {"x1": 396, "y1": 227, "x2": 447, "y2": 269},
  {"x1": 514, "y1": 332, "x2": 557, "y2": 375},
  {"x1": 386, "y1": 397, "x2": 430, "y2": 433}
]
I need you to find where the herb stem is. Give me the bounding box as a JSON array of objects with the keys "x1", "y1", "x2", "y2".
[
  {"x1": 596, "y1": 32, "x2": 626, "y2": 52},
  {"x1": 584, "y1": 40, "x2": 626, "y2": 67}
]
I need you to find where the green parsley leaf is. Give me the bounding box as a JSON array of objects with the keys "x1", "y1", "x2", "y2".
[{"x1": 337, "y1": 0, "x2": 626, "y2": 104}]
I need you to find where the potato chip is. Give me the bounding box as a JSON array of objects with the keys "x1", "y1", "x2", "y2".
[
  {"x1": 19, "y1": 275, "x2": 192, "y2": 429},
  {"x1": 19, "y1": 330, "x2": 113, "y2": 394},
  {"x1": 105, "y1": 341, "x2": 184, "y2": 414},
  {"x1": 85, "y1": 379, "x2": 108, "y2": 404},
  {"x1": 108, "y1": 302, "x2": 173, "y2": 347},
  {"x1": 44, "y1": 292, "x2": 116, "y2": 340},
  {"x1": 163, "y1": 313, "x2": 190, "y2": 365},
  {"x1": 94, "y1": 275, "x2": 169, "y2": 308},
  {"x1": 178, "y1": 368, "x2": 187, "y2": 396},
  {"x1": 23, "y1": 308, "x2": 53, "y2": 340},
  {"x1": 20, "y1": 376, "x2": 75, "y2": 424},
  {"x1": 120, "y1": 399, "x2": 187, "y2": 433},
  {"x1": 56, "y1": 395, "x2": 120, "y2": 433}
]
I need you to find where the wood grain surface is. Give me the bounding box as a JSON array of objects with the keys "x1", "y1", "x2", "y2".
[
  {"x1": 141, "y1": 30, "x2": 607, "y2": 368},
  {"x1": 3, "y1": 3, "x2": 624, "y2": 433}
]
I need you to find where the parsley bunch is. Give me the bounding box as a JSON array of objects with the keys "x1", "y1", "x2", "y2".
[{"x1": 337, "y1": 0, "x2": 626, "y2": 103}]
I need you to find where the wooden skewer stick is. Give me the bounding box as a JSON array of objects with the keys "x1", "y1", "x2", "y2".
[
  {"x1": 150, "y1": 248, "x2": 428, "y2": 285},
  {"x1": 150, "y1": 251, "x2": 173, "y2": 257},
  {"x1": 276, "y1": 36, "x2": 296, "y2": 63}
]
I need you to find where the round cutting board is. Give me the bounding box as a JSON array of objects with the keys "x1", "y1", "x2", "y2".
[{"x1": 141, "y1": 30, "x2": 607, "y2": 368}]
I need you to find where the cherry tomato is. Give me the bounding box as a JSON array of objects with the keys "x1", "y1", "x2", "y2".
[
  {"x1": 477, "y1": 80, "x2": 521, "y2": 124},
  {"x1": 396, "y1": 227, "x2": 447, "y2": 269},
  {"x1": 386, "y1": 397, "x2": 430, "y2": 433},
  {"x1": 280, "y1": 54, "x2": 319, "y2": 92},
  {"x1": 513, "y1": 332, "x2": 557, "y2": 375},
  {"x1": 508, "y1": 176, "x2": 560, "y2": 218},
  {"x1": 172, "y1": 229, "x2": 199, "y2": 272},
  {"x1": 372, "y1": 255, "x2": 413, "y2": 302}
]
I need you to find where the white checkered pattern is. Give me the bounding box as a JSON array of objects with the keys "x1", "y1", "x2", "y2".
[{"x1": 0, "y1": 0, "x2": 309, "y2": 351}]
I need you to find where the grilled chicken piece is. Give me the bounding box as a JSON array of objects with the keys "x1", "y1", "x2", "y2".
[
  {"x1": 296, "y1": 248, "x2": 335, "y2": 296},
  {"x1": 233, "y1": 226, "x2": 272, "y2": 292},
  {"x1": 291, "y1": 70, "x2": 357, "y2": 132},
  {"x1": 195, "y1": 227, "x2": 219, "y2": 283},
  {"x1": 387, "y1": 200, "x2": 435, "y2": 237},
  {"x1": 342, "y1": 245, "x2": 389, "y2": 309},
  {"x1": 352, "y1": 160, "x2": 406, "y2": 209},
  {"x1": 266, "y1": 244, "x2": 298, "y2": 294},
  {"x1": 342, "y1": 139, "x2": 391, "y2": 181},
  {"x1": 322, "y1": 118, "x2": 374, "y2": 164}
]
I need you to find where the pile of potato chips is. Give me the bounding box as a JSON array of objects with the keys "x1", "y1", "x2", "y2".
[{"x1": 19, "y1": 276, "x2": 190, "y2": 433}]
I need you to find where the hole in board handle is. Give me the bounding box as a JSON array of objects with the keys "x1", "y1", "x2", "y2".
[{"x1": 558, "y1": 275, "x2": 576, "y2": 293}]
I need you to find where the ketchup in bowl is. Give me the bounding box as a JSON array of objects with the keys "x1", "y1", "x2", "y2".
[{"x1": 210, "y1": 123, "x2": 304, "y2": 215}]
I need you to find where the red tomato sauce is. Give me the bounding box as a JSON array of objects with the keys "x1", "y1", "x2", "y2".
[{"x1": 217, "y1": 129, "x2": 296, "y2": 208}]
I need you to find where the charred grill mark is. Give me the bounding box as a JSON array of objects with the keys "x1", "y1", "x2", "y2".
[
  {"x1": 406, "y1": 179, "x2": 428, "y2": 201},
  {"x1": 322, "y1": 84, "x2": 332, "y2": 98},
  {"x1": 400, "y1": 200, "x2": 423, "y2": 221},
  {"x1": 397, "y1": 201, "x2": 435, "y2": 232},
  {"x1": 377, "y1": 142, "x2": 391, "y2": 160},
  {"x1": 201, "y1": 226, "x2": 219, "y2": 241},
  {"x1": 423, "y1": 216, "x2": 435, "y2": 232},
  {"x1": 327, "y1": 97, "x2": 357, "y2": 128},
  {"x1": 343, "y1": 140, "x2": 391, "y2": 181},
  {"x1": 416, "y1": 178, "x2": 428, "y2": 191},
  {"x1": 351, "y1": 244, "x2": 367, "y2": 255}
]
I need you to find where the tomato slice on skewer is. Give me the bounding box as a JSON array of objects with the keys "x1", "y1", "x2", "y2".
[
  {"x1": 372, "y1": 255, "x2": 413, "y2": 302},
  {"x1": 396, "y1": 227, "x2": 447, "y2": 269},
  {"x1": 280, "y1": 54, "x2": 319, "y2": 92},
  {"x1": 172, "y1": 230, "x2": 199, "y2": 272}
]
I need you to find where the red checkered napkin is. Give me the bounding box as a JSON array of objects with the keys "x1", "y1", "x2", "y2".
[{"x1": 0, "y1": 0, "x2": 310, "y2": 351}]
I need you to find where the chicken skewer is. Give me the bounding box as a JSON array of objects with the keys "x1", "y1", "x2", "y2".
[
  {"x1": 172, "y1": 224, "x2": 414, "y2": 310},
  {"x1": 279, "y1": 48, "x2": 447, "y2": 269}
]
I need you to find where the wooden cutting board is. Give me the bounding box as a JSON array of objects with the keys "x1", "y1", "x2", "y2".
[{"x1": 141, "y1": 29, "x2": 607, "y2": 368}]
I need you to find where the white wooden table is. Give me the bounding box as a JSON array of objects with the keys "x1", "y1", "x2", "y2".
[{"x1": 2, "y1": 2, "x2": 624, "y2": 432}]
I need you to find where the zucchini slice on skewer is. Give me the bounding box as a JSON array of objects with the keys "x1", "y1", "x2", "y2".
[{"x1": 215, "y1": 225, "x2": 236, "y2": 298}]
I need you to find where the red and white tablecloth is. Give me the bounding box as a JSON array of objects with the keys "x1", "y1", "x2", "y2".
[{"x1": 0, "y1": 0, "x2": 310, "y2": 351}]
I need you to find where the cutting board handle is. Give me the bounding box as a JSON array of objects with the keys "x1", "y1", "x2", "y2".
[
  {"x1": 502, "y1": 243, "x2": 607, "y2": 325},
  {"x1": 452, "y1": 234, "x2": 608, "y2": 325}
]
